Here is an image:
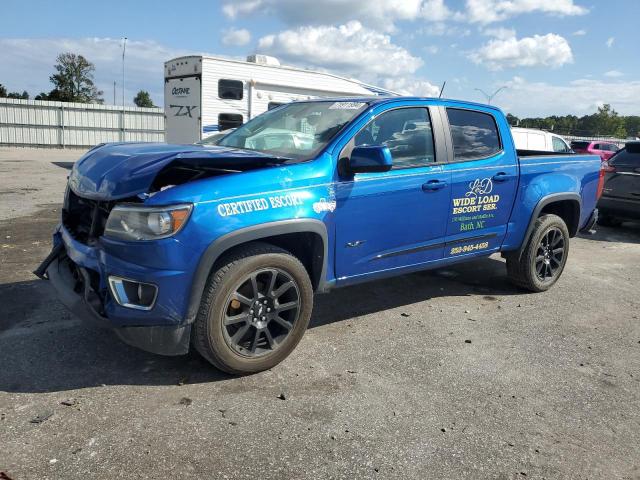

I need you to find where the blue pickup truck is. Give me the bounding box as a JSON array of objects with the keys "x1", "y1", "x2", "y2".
[{"x1": 36, "y1": 97, "x2": 602, "y2": 374}]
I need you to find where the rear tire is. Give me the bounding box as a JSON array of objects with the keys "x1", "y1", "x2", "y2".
[
  {"x1": 506, "y1": 214, "x2": 570, "y2": 292},
  {"x1": 193, "y1": 242, "x2": 313, "y2": 374}
]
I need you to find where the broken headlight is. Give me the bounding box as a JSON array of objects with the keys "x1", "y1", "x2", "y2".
[{"x1": 104, "y1": 204, "x2": 192, "y2": 241}]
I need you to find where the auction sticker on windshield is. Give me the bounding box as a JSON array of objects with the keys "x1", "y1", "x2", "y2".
[{"x1": 329, "y1": 102, "x2": 366, "y2": 110}]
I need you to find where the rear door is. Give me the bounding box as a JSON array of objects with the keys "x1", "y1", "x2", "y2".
[
  {"x1": 603, "y1": 146, "x2": 640, "y2": 201},
  {"x1": 441, "y1": 107, "x2": 518, "y2": 259}
]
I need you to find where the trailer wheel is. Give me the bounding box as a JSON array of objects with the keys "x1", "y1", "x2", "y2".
[
  {"x1": 193, "y1": 242, "x2": 313, "y2": 374},
  {"x1": 506, "y1": 214, "x2": 570, "y2": 292}
]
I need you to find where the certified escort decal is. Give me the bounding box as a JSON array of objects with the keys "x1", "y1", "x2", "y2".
[
  {"x1": 451, "y1": 177, "x2": 500, "y2": 232},
  {"x1": 217, "y1": 192, "x2": 306, "y2": 217}
]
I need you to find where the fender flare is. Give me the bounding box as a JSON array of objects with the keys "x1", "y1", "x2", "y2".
[
  {"x1": 516, "y1": 192, "x2": 581, "y2": 258},
  {"x1": 185, "y1": 219, "x2": 328, "y2": 323}
]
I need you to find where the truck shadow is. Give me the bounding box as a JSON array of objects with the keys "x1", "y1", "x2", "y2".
[
  {"x1": 0, "y1": 256, "x2": 520, "y2": 394},
  {"x1": 578, "y1": 221, "x2": 640, "y2": 245}
]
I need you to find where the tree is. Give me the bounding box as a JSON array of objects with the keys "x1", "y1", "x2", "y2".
[
  {"x1": 6, "y1": 90, "x2": 29, "y2": 99},
  {"x1": 506, "y1": 113, "x2": 519, "y2": 126},
  {"x1": 0, "y1": 84, "x2": 28, "y2": 99},
  {"x1": 624, "y1": 116, "x2": 640, "y2": 139},
  {"x1": 133, "y1": 90, "x2": 155, "y2": 108},
  {"x1": 47, "y1": 53, "x2": 103, "y2": 103},
  {"x1": 577, "y1": 104, "x2": 626, "y2": 138},
  {"x1": 513, "y1": 105, "x2": 634, "y2": 138}
]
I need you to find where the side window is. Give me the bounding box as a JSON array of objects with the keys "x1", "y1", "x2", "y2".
[
  {"x1": 353, "y1": 108, "x2": 436, "y2": 168},
  {"x1": 219, "y1": 113, "x2": 243, "y2": 131},
  {"x1": 593, "y1": 143, "x2": 601, "y2": 150},
  {"x1": 552, "y1": 136, "x2": 569, "y2": 152},
  {"x1": 446, "y1": 108, "x2": 501, "y2": 161},
  {"x1": 611, "y1": 148, "x2": 640, "y2": 167},
  {"x1": 218, "y1": 79, "x2": 243, "y2": 100}
]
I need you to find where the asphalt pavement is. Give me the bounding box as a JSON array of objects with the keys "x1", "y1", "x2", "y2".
[{"x1": 1, "y1": 148, "x2": 639, "y2": 479}]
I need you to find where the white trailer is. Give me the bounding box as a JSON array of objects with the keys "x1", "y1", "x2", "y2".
[{"x1": 164, "y1": 55, "x2": 392, "y2": 144}]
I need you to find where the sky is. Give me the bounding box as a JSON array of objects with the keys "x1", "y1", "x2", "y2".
[{"x1": 0, "y1": 0, "x2": 638, "y2": 117}]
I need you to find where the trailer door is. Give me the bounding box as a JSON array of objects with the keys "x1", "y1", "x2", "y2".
[{"x1": 165, "y1": 76, "x2": 201, "y2": 144}]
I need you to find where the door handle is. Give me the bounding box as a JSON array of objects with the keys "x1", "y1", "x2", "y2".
[
  {"x1": 422, "y1": 180, "x2": 447, "y2": 192},
  {"x1": 492, "y1": 172, "x2": 513, "y2": 182}
]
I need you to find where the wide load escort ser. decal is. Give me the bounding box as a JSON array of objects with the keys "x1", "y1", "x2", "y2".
[{"x1": 451, "y1": 177, "x2": 501, "y2": 232}]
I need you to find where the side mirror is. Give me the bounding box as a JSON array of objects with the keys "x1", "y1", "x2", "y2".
[{"x1": 348, "y1": 145, "x2": 393, "y2": 174}]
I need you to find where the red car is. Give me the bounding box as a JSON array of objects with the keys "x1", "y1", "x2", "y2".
[{"x1": 570, "y1": 141, "x2": 619, "y2": 161}]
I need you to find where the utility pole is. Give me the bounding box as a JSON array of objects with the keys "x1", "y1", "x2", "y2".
[
  {"x1": 113, "y1": 81, "x2": 116, "y2": 105},
  {"x1": 122, "y1": 37, "x2": 127, "y2": 108},
  {"x1": 474, "y1": 86, "x2": 508, "y2": 105}
]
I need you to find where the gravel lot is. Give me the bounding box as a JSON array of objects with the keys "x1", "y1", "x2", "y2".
[{"x1": 1, "y1": 148, "x2": 639, "y2": 480}]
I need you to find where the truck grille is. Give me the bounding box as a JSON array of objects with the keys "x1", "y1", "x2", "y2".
[{"x1": 62, "y1": 189, "x2": 116, "y2": 244}]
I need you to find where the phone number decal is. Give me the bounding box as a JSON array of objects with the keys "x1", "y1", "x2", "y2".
[{"x1": 450, "y1": 241, "x2": 489, "y2": 255}]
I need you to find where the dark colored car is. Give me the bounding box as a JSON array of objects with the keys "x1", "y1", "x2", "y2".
[
  {"x1": 571, "y1": 141, "x2": 619, "y2": 162},
  {"x1": 597, "y1": 141, "x2": 640, "y2": 226}
]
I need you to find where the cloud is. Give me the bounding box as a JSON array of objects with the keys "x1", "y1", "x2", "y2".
[
  {"x1": 221, "y1": 0, "x2": 461, "y2": 31},
  {"x1": 222, "y1": 0, "x2": 263, "y2": 18},
  {"x1": 497, "y1": 76, "x2": 640, "y2": 116},
  {"x1": 221, "y1": 28, "x2": 252, "y2": 46},
  {"x1": 223, "y1": 0, "x2": 424, "y2": 30},
  {"x1": 420, "y1": 23, "x2": 471, "y2": 37},
  {"x1": 382, "y1": 77, "x2": 442, "y2": 97},
  {"x1": 0, "y1": 37, "x2": 187, "y2": 105},
  {"x1": 606, "y1": 37, "x2": 615, "y2": 48},
  {"x1": 257, "y1": 21, "x2": 423, "y2": 80},
  {"x1": 482, "y1": 27, "x2": 517, "y2": 39},
  {"x1": 572, "y1": 29, "x2": 587, "y2": 36},
  {"x1": 465, "y1": 0, "x2": 588, "y2": 24},
  {"x1": 604, "y1": 70, "x2": 623, "y2": 78},
  {"x1": 469, "y1": 33, "x2": 573, "y2": 70}
]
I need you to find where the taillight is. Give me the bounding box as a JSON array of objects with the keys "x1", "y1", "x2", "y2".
[
  {"x1": 601, "y1": 160, "x2": 616, "y2": 173},
  {"x1": 597, "y1": 161, "x2": 614, "y2": 199}
]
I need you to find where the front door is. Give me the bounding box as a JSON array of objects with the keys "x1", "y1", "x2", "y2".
[
  {"x1": 334, "y1": 106, "x2": 451, "y2": 282},
  {"x1": 442, "y1": 107, "x2": 518, "y2": 259}
]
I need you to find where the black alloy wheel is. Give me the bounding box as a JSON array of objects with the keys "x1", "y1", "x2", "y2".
[
  {"x1": 535, "y1": 227, "x2": 565, "y2": 281},
  {"x1": 222, "y1": 268, "x2": 301, "y2": 357}
]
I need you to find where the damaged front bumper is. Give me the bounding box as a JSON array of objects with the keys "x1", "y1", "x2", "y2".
[{"x1": 34, "y1": 225, "x2": 193, "y2": 356}]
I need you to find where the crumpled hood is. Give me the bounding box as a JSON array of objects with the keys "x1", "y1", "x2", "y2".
[{"x1": 69, "y1": 142, "x2": 286, "y2": 200}]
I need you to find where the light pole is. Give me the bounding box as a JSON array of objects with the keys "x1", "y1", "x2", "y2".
[
  {"x1": 474, "y1": 86, "x2": 508, "y2": 105},
  {"x1": 122, "y1": 37, "x2": 127, "y2": 108}
]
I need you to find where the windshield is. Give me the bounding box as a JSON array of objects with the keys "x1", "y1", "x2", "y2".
[
  {"x1": 217, "y1": 100, "x2": 368, "y2": 161},
  {"x1": 196, "y1": 130, "x2": 233, "y2": 146}
]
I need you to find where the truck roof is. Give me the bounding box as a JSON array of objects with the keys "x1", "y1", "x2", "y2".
[{"x1": 295, "y1": 96, "x2": 502, "y2": 112}]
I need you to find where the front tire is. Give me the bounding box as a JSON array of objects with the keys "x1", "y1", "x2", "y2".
[
  {"x1": 193, "y1": 242, "x2": 313, "y2": 374},
  {"x1": 506, "y1": 214, "x2": 570, "y2": 292}
]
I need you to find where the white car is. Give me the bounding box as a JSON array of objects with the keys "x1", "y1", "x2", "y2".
[{"x1": 511, "y1": 127, "x2": 572, "y2": 153}]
